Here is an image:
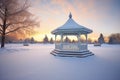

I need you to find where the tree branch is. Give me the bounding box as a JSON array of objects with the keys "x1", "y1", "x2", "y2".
[
  {"x1": 0, "y1": 11, "x2": 4, "y2": 22},
  {"x1": 0, "y1": 28, "x2": 3, "y2": 34},
  {"x1": 0, "y1": 0, "x2": 37, "y2": 37},
  {"x1": 5, "y1": 27, "x2": 21, "y2": 34},
  {"x1": 0, "y1": 24, "x2": 2, "y2": 27},
  {"x1": 8, "y1": 0, "x2": 29, "y2": 17},
  {"x1": 0, "y1": 8, "x2": 4, "y2": 16},
  {"x1": 0, "y1": 25, "x2": 3, "y2": 32}
]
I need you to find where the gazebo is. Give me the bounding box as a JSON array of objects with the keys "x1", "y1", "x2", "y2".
[{"x1": 51, "y1": 13, "x2": 94, "y2": 57}]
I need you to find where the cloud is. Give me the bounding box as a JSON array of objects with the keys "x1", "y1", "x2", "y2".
[{"x1": 29, "y1": 0, "x2": 120, "y2": 41}]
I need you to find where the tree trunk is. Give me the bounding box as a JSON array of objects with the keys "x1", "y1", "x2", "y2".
[
  {"x1": 1, "y1": 26, "x2": 6, "y2": 48},
  {"x1": 1, "y1": 11, "x2": 6, "y2": 48},
  {"x1": 1, "y1": 32, "x2": 5, "y2": 48}
]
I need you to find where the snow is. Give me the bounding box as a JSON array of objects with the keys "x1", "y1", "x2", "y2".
[
  {"x1": 0, "y1": 44, "x2": 120, "y2": 80},
  {"x1": 51, "y1": 17, "x2": 92, "y2": 34},
  {"x1": 58, "y1": 18, "x2": 85, "y2": 29}
]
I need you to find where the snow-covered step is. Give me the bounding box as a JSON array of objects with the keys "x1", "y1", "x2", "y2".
[{"x1": 51, "y1": 49, "x2": 94, "y2": 58}]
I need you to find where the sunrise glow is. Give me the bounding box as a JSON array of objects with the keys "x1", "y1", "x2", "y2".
[{"x1": 28, "y1": 0, "x2": 120, "y2": 42}]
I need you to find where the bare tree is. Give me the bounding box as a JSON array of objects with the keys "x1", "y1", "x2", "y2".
[{"x1": 0, "y1": 0, "x2": 37, "y2": 48}]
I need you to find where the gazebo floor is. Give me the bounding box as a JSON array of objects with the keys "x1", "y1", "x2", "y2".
[{"x1": 50, "y1": 49, "x2": 94, "y2": 58}]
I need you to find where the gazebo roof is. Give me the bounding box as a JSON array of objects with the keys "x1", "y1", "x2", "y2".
[{"x1": 51, "y1": 13, "x2": 93, "y2": 35}]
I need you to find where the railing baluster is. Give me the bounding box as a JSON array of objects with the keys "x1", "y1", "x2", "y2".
[{"x1": 55, "y1": 43, "x2": 87, "y2": 51}]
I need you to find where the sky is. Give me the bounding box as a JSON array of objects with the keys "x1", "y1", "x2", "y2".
[{"x1": 28, "y1": 0, "x2": 120, "y2": 41}]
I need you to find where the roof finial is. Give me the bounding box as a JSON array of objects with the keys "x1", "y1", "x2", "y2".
[{"x1": 69, "y1": 12, "x2": 72, "y2": 18}]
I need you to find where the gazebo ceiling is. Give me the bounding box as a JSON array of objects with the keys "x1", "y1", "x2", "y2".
[{"x1": 51, "y1": 13, "x2": 93, "y2": 35}]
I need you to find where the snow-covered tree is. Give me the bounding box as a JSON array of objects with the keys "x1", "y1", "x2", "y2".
[
  {"x1": 30, "y1": 37, "x2": 35, "y2": 43},
  {"x1": 50, "y1": 37, "x2": 54, "y2": 44},
  {"x1": 72, "y1": 39, "x2": 75, "y2": 43},
  {"x1": 43, "y1": 35, "x2": 49, "y2": 43},
  {"x1": 98, "y1": 33, "x2": 105, "y2": 44},
  {"x1": 64, "y1": 36, "x2": 70, "y2": 43},
  {"x1": 108, "y1": 33, "x2": 120, "y2": 44}
]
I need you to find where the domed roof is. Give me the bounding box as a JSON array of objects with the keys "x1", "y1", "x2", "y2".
[{"x1": 51, "y1": 13, "x2": 93, "y2": 35}]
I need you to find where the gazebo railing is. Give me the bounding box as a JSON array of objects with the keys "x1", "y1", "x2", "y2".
[
  {"x1": 55, "y1": 43, "x2": 62, "y2": 50},
  {"x1": 55, "y1": 43, "x2": 87, "y2": 51}
]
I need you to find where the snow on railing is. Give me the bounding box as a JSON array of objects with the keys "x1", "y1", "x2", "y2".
[
  {"x1": 55, "y1": 43, "x2": 87, "y2": 51},
  {"x1": 62, "y1": 43, "x2": 79, "y2": 51},
  {"x1": 55, "y1": 43, "x2": 61, "y2": 50}
]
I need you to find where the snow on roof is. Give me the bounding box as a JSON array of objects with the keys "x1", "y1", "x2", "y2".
[{"x1": 52, "y1": 13, "x2": 93, "y2": 34}]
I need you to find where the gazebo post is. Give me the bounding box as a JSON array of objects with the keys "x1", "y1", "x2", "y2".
[
  {"x1": 77, "y1": 34, "x2": 80, "y2": 43},
  {"x1": 61, "y1": 34, "x2": 63, "y2": 43},
  {"x1": 85, "y1": 34, "x2": 88, "y2": 50},
  {"x1": 77, "y1": 34, "x2": 81, "y2": 51},
  {"x1": 60, "y1": 34, "x2": 63, "y2": 50},
  {"x1": 55, "y1": 35, "x2": 57, "y2": 43},
  {"x1": 55, "y1": 34, "x2": 57, "y2": 48}
]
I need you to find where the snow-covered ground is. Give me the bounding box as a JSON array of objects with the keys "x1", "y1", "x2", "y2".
[{"x1": 0, "y1": 44, "x2": 120, "y2": 80}]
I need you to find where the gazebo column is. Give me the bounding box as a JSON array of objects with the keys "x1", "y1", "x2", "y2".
[
  {"x1": 61, "y1": 34, "x2": 64, "y2": 43},
  {"x1": 55, "y1": 34, "x2": 57, "y2": 49},
  {"x1": 77, "y1": 34, "x2": 81, "y2": 51},
  {"x1": 60, "y1": 34, "x2": 63, "y2": 50},
  {"x1": 85, "y1": 34, "x2": 88, "y2": 50}
]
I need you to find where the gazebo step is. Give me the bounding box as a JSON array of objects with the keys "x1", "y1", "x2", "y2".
[
  {"x1": 50, "y1": 50, "x2": 94, "y2": 58},
  {"x1": 53, "y1": 49, "x2": 89, "y2": 53},
  {"x1": 52, "y1": 50, "x2": 91, "y2": 54}
]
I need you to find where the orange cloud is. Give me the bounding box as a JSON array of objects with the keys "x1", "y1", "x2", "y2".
[{"x1": 28, "y1": 0, "x2": 119, "y2": 41}]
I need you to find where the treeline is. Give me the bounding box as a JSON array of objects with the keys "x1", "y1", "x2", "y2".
[
  {"x1": 95, "y1": 33, "x2": 120, "y2": 44},
  {"x1": 0, "y1": 36, "x2": 36, "y2": 43},
  {"x1": 0, "y1": 33, "x2": 120, "y2": 44},
  {"x1": 108, "y1": 33, "x2": 120, "y2": 44},
  {"x1": 43, "y1": 35, "x2": 54, "y2": 44},
  {"x1": 0, "y1": 35, "x2": 18, "y2": 43},
  {"x1": 42, "y1": 35, "x2": 92, "y2": 44},
  {"x1": 0, "y1": 35, "x2": 54, "y2": 44}
]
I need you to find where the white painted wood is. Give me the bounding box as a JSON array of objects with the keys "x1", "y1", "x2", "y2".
[
  {"x1": 52, "y1": 13, "x2": 92, "y2": 53},
  {"x1": 55, "y1": 43, "x2": 87, "y2": 51}
]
